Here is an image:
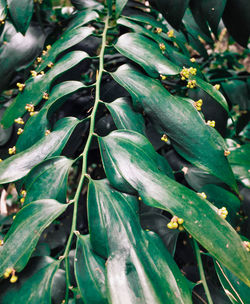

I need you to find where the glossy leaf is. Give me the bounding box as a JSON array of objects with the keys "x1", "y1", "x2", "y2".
[
  {"x1": 36, "y1": 26, "x2": 94, "y2": 72},
  {"x1": 151, "y1": 0, "x2": 189, "y2": 29},
  {"x1": 67, "y1": 9, "x2": 99, "y2": 31},
  {"x1": 222, "y1": 80, "x2": 249, "y2": 111},
  {"x1": 222, "y1": 0, "x2": 250, "y2": 47},
  {"x1": 112, "y1": 64, "x2": 236, "y2": 191},
  {"x1": 1, "y1": 261, "x2": 60, "y2": 304},
  {"x1": 124, "y1": 15, "x2": 168, "y2": 32},
  {"x1": 98, "y1": 130, "x2": 250, "y2": 286},
  {"x1": 228, "y1": 144, "x2": 250, "y2": 188},
  {"x1": 1, "y1": 51, "x2": 89, "y2": 128},
  {"x1": 88, "y1": 179, "x2": 193, "y2": 303},
  {"x1": 106, "y1": 97, "x2": 146, "y2": 135},
  {"x1": 7, "y1": 0, "x2": 33, "y2": 34},
  {"x1": 116, "y1": 0, "x2": 127, "y2": 17},
  {"x1": 75, "y1": 235, "x2": 107, "y2": 304},
  {"x1": 0, "y1": 22, "x2": 46, "y2": 92},
  {"x1": 0, "y1": 117, "x2": 79, "y2": 184},
  {"x1": 215, "y1": 260, "x2": 250, "y2": 304},
  {"x1": 0, "y1": 0, "x2": 6, "y2": 20},
  {"x1": 24, "y1": 157, "x2": 73, "y2": 205},
  {"x1": 0, "y1": 200, "x2": 67, "y2": 276},
  {"x1": 115, "y1": 33, "x2": 181, "y2": 77},
  {"x1": 16, "y1": 81, "x2": 84, "y2": 151}
]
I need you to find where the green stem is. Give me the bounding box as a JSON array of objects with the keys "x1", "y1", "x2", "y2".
[
  {"x1": 193, "y1": 239, "x2": 213, "y2": 304},
  {"x1": 62, "y1": 15, "x2": 110, "y2": 304}
]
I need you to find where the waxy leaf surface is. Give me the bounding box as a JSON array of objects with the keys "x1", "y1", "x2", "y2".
[{"x1": 0, "y1": 200, "x2": 67, "y2": 277}]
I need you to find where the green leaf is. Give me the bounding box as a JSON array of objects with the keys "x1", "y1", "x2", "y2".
[
  {"x1": 222, "y1": 80, "x2": 249, "y2": 111},
  {"x1": 228, "y1": 144, "x2": 250, "y2": 188},
  {"x1": 1, "y1": 51, "x2": 89, "y2": 128},
  {"x1": 36, "y1": 27, "x2": 93, "y2": 72},
  {"x1": 115, "y1": 0, "x2": 127, "y2": 17},
  {"x1": 88, "y1": 179, "x2": 193, "y2": 303},
  {"x1": 16, "y1": 81, "x2": 84, "y2": 151},
  {"x1": 215, "y1": 260, "x2": 250, "y2": 304},
  {"x1": 0, "y1": 117, "x2": 79, "y2": 184},
  {"x1": 7, "y1": 0, "x2": 33, "y2": 34},
  {"x1": 0, "y1": 200, "x2": 67, "y2": 276},
  {"x1": 24, "y1": 156, "x2": 73, "y2": 205},
  {"x1": 152, "y1": 0, "x2": 189, "y2": 29},
  {"x1": 115, "y1": 33, "x2": 181, "y2": 77},
  {"x1": 200, "y1": 0, "x2": 227, "y2": 35},
  {"x1": 112, "y1": 64, "x2": 236, "y2": 191},
  {"x1": 1, "y1": 261, "x2": 60, "y2": 304},
  {"x1": 0, "y1": 22, "x2": 46, "y2": 92},
  {"x1": 106, "y1": 0, "x2": 112, "y2": 15},
  {"x1": 222, "y1": 0, "x2": 250, "y2": 47},
  {"x1": 98, "y1": 130, "x2": 250, "y2": 286},
  {"x1": 0, "y1": 0, "x2": 7, "y2": 20},
  {"x1": 75, "y1": 235, "x2": 108, "y2": 304},
  {"x1": 106, "y1": 97, "x2": 146, "y2": 135},
  {"x1": 124, "y1": 14, "x2": 168, "y2": 32},
  {"x1": 67, "y1": 9, "x2": 99, "y2": 31}
]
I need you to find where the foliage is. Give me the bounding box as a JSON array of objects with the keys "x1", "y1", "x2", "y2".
[{"x1": 0, "y1": 0, "x2": 250, "y2": 303}]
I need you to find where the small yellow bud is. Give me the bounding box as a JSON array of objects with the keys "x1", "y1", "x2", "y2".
[
  {"x1": 30, "y1": 111, "x2": 38, "y2": 116},
  {"x1": 12, "y1": 215, "x2": 16, "y2": 220},
  {"x1": 40, "y1": 71, "x2": 45, "y2": 75},
  {"x1": 37, "y1": 57, "x2": 42, "y2": 63},
  {"x1": 167, "y1": 222, "x2": 173, "y2": 229},
  {"x1": 42, "y1": 50, "x2": 47, "y2": 56},
  {"x1": 194, "y1": 99, "x2": 202, "y2": 111},
  {"x1": 20, "y1": 197, "x2": 25, "y2": 204},
  {"x1": 178, "y1": 225, "x2": 184, "y2": 231},
  {"x1": 159, "y1": 43, "x2": 166, "y2": 52},
  {"x1": 172, "y1": 222, "x2": 178, "y2": 229},
  {"x1": 224, "y1": 150, "x2": 230, "y2": 157},
  {"x1": 0, "y1": 19, "x2": 5, "y2": 25},
  {"x1": 46, "y1": 45, "x2": 51, "y2": 51},
  {"x1": 178, "y1": 218, "x2": 184, "y2": 225},
  {"x1": 206, "y1": 120, "x2": 215, "y2": 127},
  {"x1": 21, "y1": 190, "x2": 27, "y2": 196},
  {"x1": 187, "y1": 79, "x2": 196, "y2": 88},
  {"x1": 0, "y1": 159, "x2": 2, "y2": 162},
  {"x1": 25, "y1": 103, "x2": 34, "y2": 112},
  {"x1": 14, "y1": 117, "x2": 24, "y2": 124},
  {"x1": 190, "y1": 58, "x2": 196, "y2": 62},
  {"x1": 30, "y1": 70, "x2": 38, "y2": 77},
  {"x1": 243, "y1": 241, "x2": 250, "y2": 252},
  {"x1": 218, "y1": 207, "x2": 228, "y2": 219},
  {"x1": 0, "y1": 240, "x2": 3, "y2": 246},
  {"x1": 47, "y1": 62, "x2": 54, "y2": 68},
  {"x1": 160, "y1": 74, "x2": 167, "y2": 80},
  {"x1": 155, "y1": 27, "x2": 162, "y2": 34},
  {"x1": 167, "y1": 29, "x2": 174, "y2": 38},
  {"x1": 197, "y1": 192, "x2": 207, "y2": 199},
  {"x1": 45, "y1": 130, "x2": 51, "y2": 136},
  {"x1": 4, "y1": 272, "x2": 10, "y2": 278},
  {"x1": 8, "y1": 146, "x2": 16, "y2": 155},
  {"x1": 161, "y1": 134, "x2": 168, "y2": 143},
  {"x1": 17, "y1": 128, "x2": 24, "y2": 135},
  {"x1": 10, "y1": 275, "x2": 18, "y2": 283},
  {"x1": 16, "y1": 83, "x2": 25, "y2": 91},
  {"x1": 43, "y1": 92, "x2": 49, "y2": 100},
  {"x1": 214, "y1": 84, "x2": 220, "y2": 90}
]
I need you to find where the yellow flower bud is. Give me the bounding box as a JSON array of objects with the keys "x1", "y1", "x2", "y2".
[
  {"x1": 178, "y1": 218, "x2": 184, "y2": 225},
  {"x1": 206, "y1": 120, "x2": 215, "y2": 127},
  {"x1": 167, "y1": 29, "x2": 174, "y2": 38},
  {"x1": 43, "y1": 92, "x2": 49, "y2": 100},
  {"x1": 159, "y1": 43, "x2": 166, "y2": 52},
  {"x1": 160, "y1": 74, "x2": 167, "y2": 80},
  {"x1": 155, "y1": 27, "x2": 162, "y2": 34},
  {"x1": 37, "y1": 57, "x2": 42, "y2": 63},
  {"x1": 161, "y1": 134, "x2": 168, "y2": 143},
  {"x1": 224, "y1": 150, "x2": 230, "y2": 157},
  {"x1": 214, "y1": 84, "x2": 220, "y2": 90},
  {"x1": 14, "y1": 117, "x2": 24, "y2": 124},
  {"x1": 8, "y1": 146, "x2": 16, "y2": 155},
  {"x1": 197, "y1": 192, "x2": 207, "y2": 199},
  {"x1": 17, "y1": 128, "x2": 24, "y2": 135},
  {"x1": 10, "y1": 275, "x2": 18, "y2": 283},
  {"x1": 45, "y1": 130, "x2": 51, "y2": 136},
  {"x1": 46, "y1": 45, "x2": 51, "y2": 51},
  {"x1": 47, "y1": 62, "x2": 54, "y2": 68},
  {"x1": 190, "y1": 58, "x2": 196, "y2": 62},
  {"x1": 16, "y1": 83, "x2": 25, "y2": 91},
  {"x1": 25, "y1": 103, "x2": 34, "y2": 112},
  {"x1": 30, "y1": 111, "x2": 38, "y2": 116}
]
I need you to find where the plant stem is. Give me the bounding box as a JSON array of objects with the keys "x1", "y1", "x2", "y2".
[
  {"x1": 193, "y1": 239, "x2": 213, "y2": 304},
  {"x1": 62, "y1": 15, "x2": 110, "y2": 304}
]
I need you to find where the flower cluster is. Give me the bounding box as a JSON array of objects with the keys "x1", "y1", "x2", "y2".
[
  {"x1": 20, "y1": 190, "x2": 26, "y2": 204},
  {"x1": 159, "y1": 43, "x2": 166, "y2": 52},
  {"x1": 167, "y1": 29, "x2": 175, "y2": 38},
  {"x1": 14, "y1": 117, "x2": 24, "y2": 124},
  {"x1": 186, "y1": 79, "x2": 197, "y2": 89},
  {"x1": 194, "y1": 99, "x2": 203, "y2": 111},
  {"x1": 3, "y1": 268, "x2": 18, "y2": 283},
  {"x1": 16, "y1": 83, "x2": 25, "y2": 91},
  {"x1": 206, "y1": 120, "x2": 215, "y2": 127},
  {"x1": 25, "y1": 103, "x2": 34, "y2": 112},
  {"x1": 217, "y1": 207, "x2": 228, "y2": 219},
  {"x1": 161, "y1": 134, "x2": 168, "y2": 143},
  {"x1": 243, "y1": 241, "x2": 250, "y2": 252},
  {"x1": 180, "y1": 67, "x2": 197, "y2": 80},
  {"x1": 8, "y1": 146, "x2": 16, "y2": 155},
  {"x1": 224, "y1": 150, "x2": 230, "y2": 157},
  {"x1": 17, "y1": 128, "x2": 23, "y2": 135},
  {"x1": 167, "y1": 216, "x2": 184, "y2": 230},
  {"x1": 197, "y1": 192, "x2": 207, "y2": 199}
]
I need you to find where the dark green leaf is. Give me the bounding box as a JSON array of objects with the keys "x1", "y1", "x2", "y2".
[
  {"x1": 116, "y1": 0, "x2": 128, "y2": 17},
  {"x1": 115, "y1": 33, "x2": 181, "y2": 77},
  {"x1": 98, "y1": 130, "x2": 250, "y2": 286},
  {"x1": 36, "y1": 26, "x2": 93, "y2": 72},
  {"x1": 106, "y1": 97, "x2": 146, "y2": 135},
  {"x1": 88, "y1": 179, "x2": 193, "y2": 303},
  {"x1": 7, "y1": 0, "x2": 33, "y2": 34},
  {"x1": 1, "y1": 261, "x2": 60, "y2": 304},
  {"x1": 152, "y1": 0, "x2": 189, "y2": 29},
  {"x1": 0, "y1": 117, "x2": 79, "y2": 184},
  {"x1": 106, "y1": 0, "x2": 112, "y2": 15},
  {"x1": 75, "y1": 235, "x2": 107, "y2": 304},
  {"x1": 215, "y1": 260, "x2": 250, "y2": 304},
  {"x1": 67, "y1": 9, "x2": 99, "y2": 31},
  {"x1": 16, "y1": 81, "x2": 84, "y2": 151},
  {"x1": 112, "y1": 64, "x2": 236, "y2": 191},
  {"x1": 24, "y1": 156, "x2": 73, "y2": 205},
  {"x1": 0, "y1": 200, "x2": 67, "y2": 276},
  {"x1": 222, "y1": 0, "x2": 250, "y2": 47},
  {"x1": 0, "y1": 0, "x2": 7, "y2": 20},
  {"x1": 222, "y1": 80, "x2": 249, "y2": 111},
  {"x1": 2, "y1": 51, "x2": 89, "y2": 128}
]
